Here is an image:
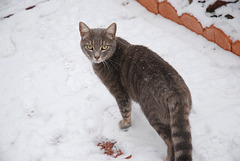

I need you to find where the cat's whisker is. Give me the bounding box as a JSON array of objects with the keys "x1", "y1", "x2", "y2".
[
  {"x1": 103, "y1": 61, "x2": 111, "y2": 73},
  {"x1": 107, "y1": 59, "x2": 119, "y2": 71},
  {"x1": 108, "y1": 58, "x2": 119, "y2": 65},
  {"x1": 102, "y1": 61, "x2": 107, "y2": 70}
]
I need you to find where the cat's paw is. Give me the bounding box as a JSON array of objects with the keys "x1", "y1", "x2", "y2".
[
  {"x1": 164, "y1": 157, "x2": 175, "y2": 161},
  {"x1": 119, "y1": 120, "x2": 131, "y2": 129}
]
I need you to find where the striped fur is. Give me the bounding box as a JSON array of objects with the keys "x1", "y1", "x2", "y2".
[{"x1": 79, "y1": 22, "x2": 192, "y2": 161}]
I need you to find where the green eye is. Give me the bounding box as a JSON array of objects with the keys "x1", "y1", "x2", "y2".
[
  {"x1": 87, "y1": 45, "x2": 93, "y2": 50},
  {"x1": 101, "y1": 45, "x2": 108, "y2": 50}
]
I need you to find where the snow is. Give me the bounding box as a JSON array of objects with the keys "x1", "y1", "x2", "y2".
[
  {"x1": 165, "y1": 0, "x2": 240, "y2": 41},
  {"x1": 0, "y1": 0, "x2": 240, "y2": 161}
]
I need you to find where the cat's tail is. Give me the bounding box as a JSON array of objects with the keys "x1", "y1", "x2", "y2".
[{"x1": 170, "y1": 100, "x2": 192, "y2": 161}]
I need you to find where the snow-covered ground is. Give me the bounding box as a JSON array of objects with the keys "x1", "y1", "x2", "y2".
[{"x1": 0, "y1": 0, "x2": 240, "y2": 161}]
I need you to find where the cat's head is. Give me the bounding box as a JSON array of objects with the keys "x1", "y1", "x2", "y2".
[{"x1": 79, "y1": 22, "x2": 117, "y2": 63}]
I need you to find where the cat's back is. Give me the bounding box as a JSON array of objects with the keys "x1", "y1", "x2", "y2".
[{"x1": 117, "y1": 39, "x2": 191, "y2": 105}]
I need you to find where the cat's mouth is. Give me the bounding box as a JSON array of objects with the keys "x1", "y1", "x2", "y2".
[
  {"x1": 91, "y1": 58, "x2": 103, "y2": 64},
  {"x1": 92, "y1": 60, "x2": 102, "y2": 64},
  {"x1": 91, "y1": 55, "x2": 108, "y2": 64}
]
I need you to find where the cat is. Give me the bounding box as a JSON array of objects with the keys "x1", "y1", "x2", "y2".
[{"x1": 79, "y1": 22, "x2": 192, "y2": 161}]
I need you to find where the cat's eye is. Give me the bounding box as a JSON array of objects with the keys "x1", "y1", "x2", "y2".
[
  {"x1": 86, "y1": 45, "x2": 93, "y2": 50},
  {"x1": 101, "y1": 45, "x2": 108, "y2": 50}
]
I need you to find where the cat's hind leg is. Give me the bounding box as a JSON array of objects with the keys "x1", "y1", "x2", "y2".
[
  {"x1": 152, "y1": 120, "x2": 174, "y2": 161},
  {"x1": 142, "y1": 105, "x2": 174, "y2": 161}
]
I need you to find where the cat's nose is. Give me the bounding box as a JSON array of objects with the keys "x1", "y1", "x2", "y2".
[{"x1": 94, "y1": 56, "x2": 100, "y2": 60}]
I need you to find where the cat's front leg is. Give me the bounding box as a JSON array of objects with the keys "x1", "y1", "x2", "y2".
[
  {"x1": 116, "y1": 97, "x2": 131, "y2": 129},
  {"x1": 119, "y1": 110, "x2": 131, "y2": 129},
  {"x1": 119, "y1": 118, "x2": 131, "y2": 129}
]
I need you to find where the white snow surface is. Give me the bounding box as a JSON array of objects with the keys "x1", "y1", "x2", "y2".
[
  {"x1": 163, "y1": 0, "x2": 240, "y2": 42},
  {"x1": 1, "y1": 0, "x2": 240, "y2": 161}
]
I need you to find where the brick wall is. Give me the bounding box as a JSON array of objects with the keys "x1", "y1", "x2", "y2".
[{"x1": 137, "y1": 0, "x2": 240, "y2": 56}]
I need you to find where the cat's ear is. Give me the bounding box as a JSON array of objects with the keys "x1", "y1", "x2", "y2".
[
  {"x1": 104, "y1": 23, "x2": 117, "y2": 40},
  {"x1": 79, "y1": 22, "x2": 91, "y2": 39}
]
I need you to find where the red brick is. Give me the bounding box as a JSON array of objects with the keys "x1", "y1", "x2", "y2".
[
  {"x1": 215, "y1": 28, "x2": 232, "y2": 51},
  {"x1": 137, "y1": 0, "x2": 158, "y2": 15},
  {"x1": 203, "y1": 25, "x2": 215, "y2": 42},
  {"x1": 232, "y1": 40, "x2": 240, "y2": 56},
  {"x1": 158, "y1": 1, "x2": 182, "y2": 25},
  {"x1": 203, "y1": 25, "x2": 232, "y2": 51},
  {"x1": 180, "y1": 13, "x2": 203, "y2": 35}
]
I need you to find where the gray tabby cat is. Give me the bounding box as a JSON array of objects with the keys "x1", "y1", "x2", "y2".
[{"x1": 79, "y1": 22, "x2": 192, "y2": 161}]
